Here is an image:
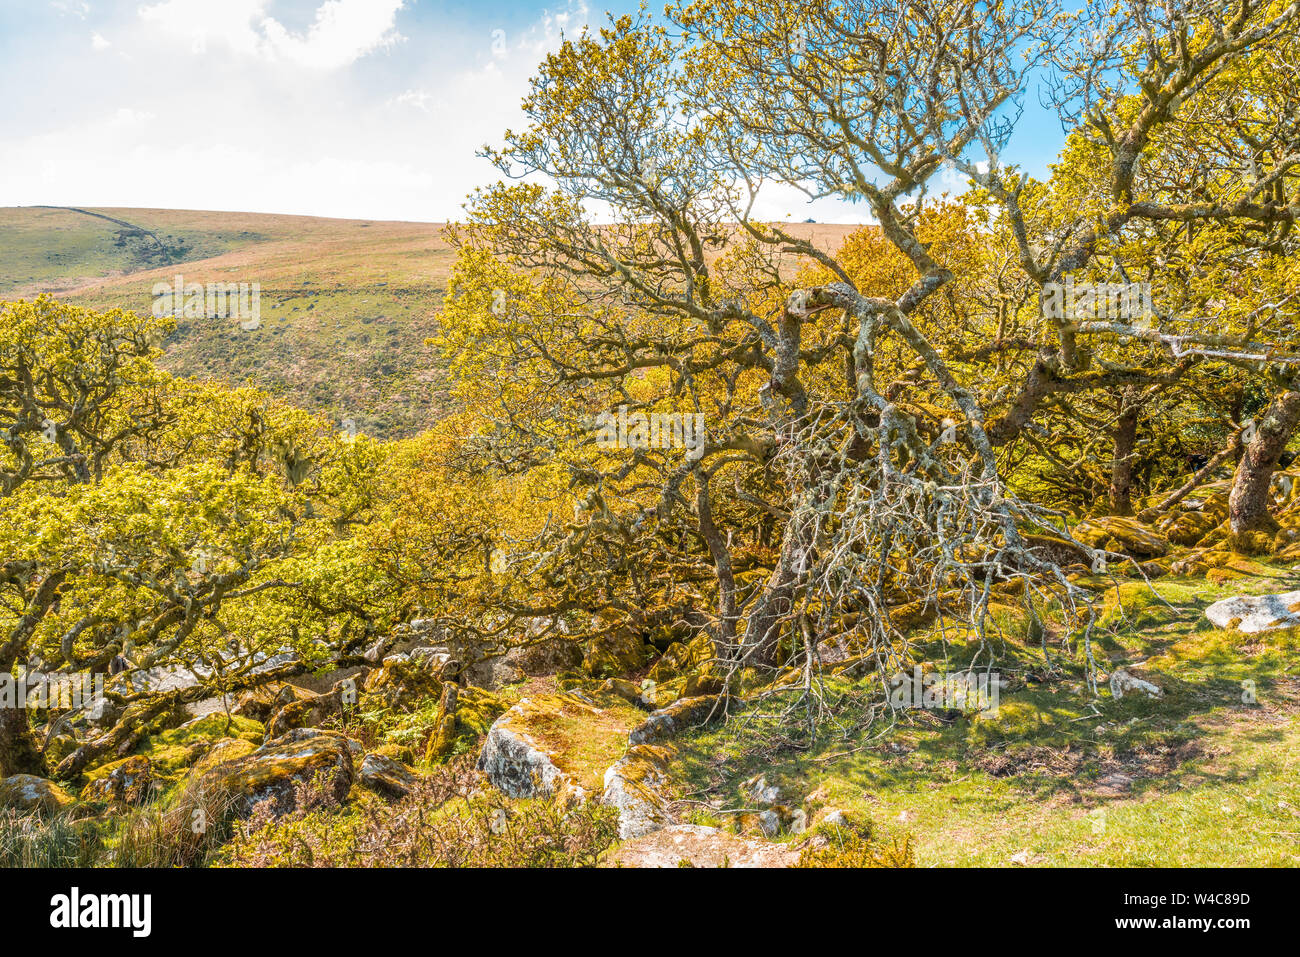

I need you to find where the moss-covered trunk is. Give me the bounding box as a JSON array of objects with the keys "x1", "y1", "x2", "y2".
[
  {"x1": 0, "y1": 699, "x2": 45, "y2": 777},
  {"x1": 1109, "y1": 387, "x2": 1141, "y2": 516},
  {"x1": 1229, "y1": 390, "x2": 1300, "y2": 548}
]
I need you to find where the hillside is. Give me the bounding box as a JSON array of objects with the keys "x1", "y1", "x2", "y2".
[
  {"x1": 0, "y1": 208, "x2": 860, "y2": 439},
  {"x1": 1, "y1": 207, "x2": 456, "y2": 438}
]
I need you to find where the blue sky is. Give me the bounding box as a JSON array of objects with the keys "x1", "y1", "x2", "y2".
[{"x1": 0, "y1": 0, "x2": 1068, "y2": 222}]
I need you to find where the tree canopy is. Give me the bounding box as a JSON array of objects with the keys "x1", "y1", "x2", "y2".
[{"x1": 2, "y1": 0, "x2": 1298, "y2": 777}]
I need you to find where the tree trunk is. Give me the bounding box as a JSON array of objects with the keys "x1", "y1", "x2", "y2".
[
  {"x1": 0, "y1": 699, "x2": 45, "y2": 777},
  {"x1": 1230, "y1": 387, "x2": 1247, "y2": 465},
  {"x1": 1109, "y1": 387, "x2": 1141, "y2": 515},
  {"x1": 0, "y1": 570, "x2": 67, "y2": 776},
  {"x1": 739, "y1": 508, "x2": 815, "y2": 668},
  {"x1": 695, "y1": 476, "x2": 737, "y2": 647},
  {"x1": 1228, "y1": 389, "x2": 1300, "y2": 548}
]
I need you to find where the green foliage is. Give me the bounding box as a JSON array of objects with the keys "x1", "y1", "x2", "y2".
[{"x1": 798, "y1": 822, "x2": 916, "y2": 868}]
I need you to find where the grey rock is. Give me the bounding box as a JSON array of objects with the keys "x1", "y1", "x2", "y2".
[
  {"x1": 477, "y1": 703, "x2": 570, "y2": 798},
  {"x1": 602, "y1": 748, "x2": 671, "y2": 839},
  {"x1": 1205, "y1": 590, "x2": 1300, "y2": 634},
  {"x1": 358, "y1": 753, "x2": 417, "y2": 798},
  {"x1": 1109, "y1": 669, "x2": 1164, "y2": 700}
]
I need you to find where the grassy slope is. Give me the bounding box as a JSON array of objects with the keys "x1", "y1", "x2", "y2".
[
  {"x1": 0, "y1": 206, "x2": 270, "y2": 296},
  {"x1": 1, "y1": 207, "x2": 456, "y2": 439},
  {"x1": 1, "y1": 208, "x2": 859, "y2": 440},
  {"x1": 669, "y1": 570, "x2": 1300, "y2": 866}
]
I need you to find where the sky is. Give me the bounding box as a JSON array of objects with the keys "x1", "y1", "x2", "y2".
[{"x1": 0, "y1": 0, "x2": 1070, "y2": 223}]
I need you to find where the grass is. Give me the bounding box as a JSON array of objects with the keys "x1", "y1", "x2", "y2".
[
  {"x1": 0, "y1": 206, "x2": 267, "y2": 296},
  {"x1": 664, "y1": 570, "x2": 1300, "y2": 866},
  {"x1": 0, "y1": 809, "x2": 104, "y2": 867}
]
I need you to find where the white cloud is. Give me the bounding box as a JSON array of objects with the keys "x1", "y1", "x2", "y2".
[
  {"x1": 137, "y1": 0, "x2": 404, "y2": 70},
  {"x1": 387, "y1": 89, "x2": 442, "y2": 113},
  {"x1": 258, "y1": 0, "x2": 406, "y2": 70},
  {"x1": 137, "y1": 0, "x2": 267, "y2": 59},
  {"x1": 0, "y1": 0, "x2": 868, "y2": 224},
  {"x1": 91, "y1": 32, "x2": 111, "y2": 50},
  {"x1": 50, "y1": 1, "x2": 90, "y2": 19},
  {"x1": 108, "y1": 107, "x2": 155, "y2": 125},
  {"x1": 0, "y1": 2, "x2": 586, "y2": 220}
]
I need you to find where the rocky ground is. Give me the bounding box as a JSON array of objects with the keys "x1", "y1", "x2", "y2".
[{"x1": 3, "y1": 472, "x2": 1299, "y2": 867}]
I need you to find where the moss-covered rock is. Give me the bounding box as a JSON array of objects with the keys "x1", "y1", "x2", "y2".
[
  {"x1": 362, "y1": 651, "x2": 448, "y2": 709},
  {"x1": 601, "y1": 744, "x2": 674, "y2": 839},
  {"x1": 629, "y1": 694, "x2": 726, "y2": 746},
  {"x1": 738, "y1": 807, "x2": 799, "y2": 838},
  {"x1": 231, "y1": 684, "x2": 296, "y2": 723},
  {"x1": 79, "y1": 755, "x2": 152, "y2": 805},
  {"x1": 372, "y1": 742, "x2": 416, "y2": 765},
  {"x1": 477, "y1": 704, "x2": 571, "y2": 799},
  {"x1": 583, "y1": 629, "x2": 648, "y2": 678},
  {"x1": 638, "y1": 676, "x2": 688, "y2": 709},
  {"x1": 596, "y1": 677, "x2": 648, "y2": 708},
  {"x1": 1169, "y1": 548, "x2": 1277, "y2": 581},
  {"x1": 0, "y1": 774, "x2": 73, "y2": 815},
  {"x1": 265, "y1": 679, "x2": 356, "y2": 740},
  {"x1": 193, "y1": 728, "x2": 357, "y2": 818},
  {"x1": 507, "y1": 638, "x2": 584, "y2": 678},
  {"x1": 422, "y1": 684, "x2": 509, "y2": 764},
  {"x1": 648, "y1": 636, "x2": 709, "y2": 681},
  {"x1": 1074, "y1": 516, "x2": 1170, "y2": 558},
  {"x1": 646, "y1": 635, "x2": 725, "y2": 698},
  {"x1": 358, "y1": 752, "x2": 417, "y2": 798},
  {"x1": 190, "y1": 737, "x2": 259, "y2": 776},
  {"x1": 1157, "y1": 509, "x2": 1224, "y2": 547},
  {"x1": 477, "y1": 691, "x2": 643, "y2": 796},
  {"x1": 43, "y1": 733, "x2": 79, "y2": 769},
  {"x1": 134, "y1": 712, "x2": 265, "y2": 783}
]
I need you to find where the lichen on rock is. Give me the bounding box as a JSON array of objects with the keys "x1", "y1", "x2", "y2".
[
  {"x1": 0, "y1": 774, "x2": 74, "y2": 815},
  {"x1": 79, "y1": 755, "x2": 153, "y2": 805},
  {"x1": 601, "y1": 744, "x2": 674, "y2": 839},
  {"x1": 192, "y1": 727, "x2": 357, "y2": 818},
  {"x1": 607, "y1": 823, "x2": 798, "y2": 868}
]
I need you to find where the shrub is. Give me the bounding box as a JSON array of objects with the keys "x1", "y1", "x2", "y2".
[
  {"x1": 797, "y1": 820, "x2": 915, "y2": 868},
  {"x1": 221, "y1": 758, "x2": 620, "y2": 867}
]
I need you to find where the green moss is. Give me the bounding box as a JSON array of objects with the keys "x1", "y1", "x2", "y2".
[
  {"x1": 583, "y1": 630, "x2": 649, "y2": 678},
  {"x1": 0, "y1": 774, "x2": 74, "y2": 814},
  {"x1": 131, "y1": 713, "x2": 265, "y2": 785},
  {"x1": 454, "y1": 687, "x2": 512, "y2": 737}
]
